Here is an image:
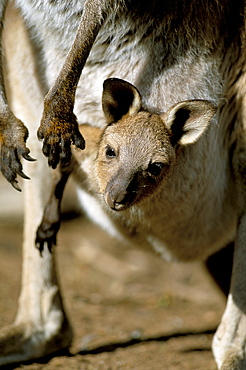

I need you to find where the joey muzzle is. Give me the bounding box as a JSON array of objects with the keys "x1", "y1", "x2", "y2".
[
  {"x1": 105, "y1": 189, "x2": 135, "y2": 211},
  {"x1": 104, "y1": 173, "x2": 137, "y2": 211}
]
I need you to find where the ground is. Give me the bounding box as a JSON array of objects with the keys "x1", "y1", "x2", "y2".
[{"x1": 0, "y1": 176, "x2": 226, "y2": 369}]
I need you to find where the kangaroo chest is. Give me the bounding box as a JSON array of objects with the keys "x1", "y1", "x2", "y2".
[{"x1": 15, "y1": 0, "x2": 224, "y2": 123}]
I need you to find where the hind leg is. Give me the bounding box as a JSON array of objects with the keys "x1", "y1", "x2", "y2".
[
  {"x1": 212, "y1": 215, "x2": 246, "y2": 369},
  {"x1": 0, "y1": 147, "x2": 73, "y2": 365},
  {"x1": 0, "y1": 4, "x2": 73, "y2": 365}
]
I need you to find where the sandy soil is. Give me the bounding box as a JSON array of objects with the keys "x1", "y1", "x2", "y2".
[{"x1": 0, "y1": 177, "x2": 226, "y2": 369}]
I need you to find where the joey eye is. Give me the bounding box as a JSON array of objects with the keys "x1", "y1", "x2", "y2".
[
  {"x1": 105, "y1": 146, "x2": 116, "y2": 158},
  {"x1": 147, "y1": 162, "x2": 164, "y2": 177}
]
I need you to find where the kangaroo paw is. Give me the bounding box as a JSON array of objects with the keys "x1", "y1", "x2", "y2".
[
  {"x1": 0, "y1": 320, "x2": 73, "y2": 366},
  {"x1": 35, "y1": 220, "x2": 60, "y2": 255},
  {"x1": 38, "y1": 105, "x2": 85, "y2": 169},
  {"x1": 221, "y1": 356, "x2": 246, "y2": 370},
  {"x1": 0, "y1": 115, "x2": 35, "y2": 191},
  {"x1": 35, "y1": 165, "x2": 71, "y2": 255},
  {"x1": 213, "y1": 294, "x2": 246, "y2": 369}
]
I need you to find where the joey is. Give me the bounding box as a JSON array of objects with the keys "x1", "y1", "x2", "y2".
[{"x1": 96, "y1": 78, "x2": 216, "y2": 211}]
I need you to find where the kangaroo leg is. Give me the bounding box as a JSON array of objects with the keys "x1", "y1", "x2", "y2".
[
  {"x1": 0, "y1": 4, "x2": 73, "y2": 365},
  {"x1": 212, "y1": 214, "x2": 246, "y2": 369},
  {"x1": 212, "y1": 120, "x2": 246, "y2": 368},
  {"x1": 35, "y1": 161, "x2": 74, "y2": 255},
  {"x1": 0, "y1": 156, "x2": 73, "y2": 365}
]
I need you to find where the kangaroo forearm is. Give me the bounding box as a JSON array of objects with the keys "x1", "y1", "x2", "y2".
[
  {"x1": 39, "y1": 0, "x2": 123, "y2": 168},
  {"x1": 0, "y1": 0, "x2": 11, "y2": 109},
  {"x1": 0, "y1": 0, "x2": 35, "y2": 190},
  {"x1": 45, "y1": 0, "x2": 114, "y2": 111}
]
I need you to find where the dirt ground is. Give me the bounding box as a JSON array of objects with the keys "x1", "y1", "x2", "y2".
[{"x1": 0, "y1": 176, "x2": 226, "y2": 369}]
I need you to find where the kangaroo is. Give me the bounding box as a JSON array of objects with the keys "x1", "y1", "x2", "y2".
[
  {"x1": 74, "y1": 78, "x2": 244, "y2": 369},
  {"x1": 0, "y1": 1, "x2": 246, "y2": 369}
]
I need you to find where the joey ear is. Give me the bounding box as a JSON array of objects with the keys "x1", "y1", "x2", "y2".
[
  {"x1": 163, "y1": 100, "x2": 217, "y2": 146},
  {"x1": 102, "y1": 78, "x2": 142, "y2": 123}
]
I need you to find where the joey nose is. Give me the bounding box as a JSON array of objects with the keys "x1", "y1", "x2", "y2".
[
  {"x1": 105, "y1": 190, "x2": 128, "y2": 211},
  {"x1": 105, "y1": 172, "x2": 136, "y2": 211}
]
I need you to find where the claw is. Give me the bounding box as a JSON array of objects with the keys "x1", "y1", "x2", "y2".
[
  {"x1": 42, "y1": 142, "x2": 51, "y2": 158},
  {"x1": 37, "y1": 129, "x2": 44, "y2": 140},
  {"x1": 11, "y1": 180, "x2": 22, "y2": 192},
  {"x1": 47, "y1": 240, "x2": 55, "y2": 253},
  {"x1": 22, "y1": 153, "x2": 36, "y2": 162},
  {"x1": 36, "y1": 240, "x2": 55, "y2": 256},
  {"x1": 73, "y1": 132, "x2": 85, "y2": 150},
  {"x1": 48, "y1": 153, "x2": 60, "y2": 169},
  {"x1": 35, "y1": 235, "x2": 45, "y2": 256},
  {"x1": 36, "y1": 242, "x2": 44, "y2": 257},
  {"x1": 16, "y1": 168, "x2": 30, "y2": 180},
  {"x1": 35, "y1": 228, "x2": 57, "y2": 255}
]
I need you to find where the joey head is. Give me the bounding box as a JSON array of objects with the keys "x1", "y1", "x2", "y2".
[{"x1": 96, "y1": 78, "x2": 216, "y2": 211}]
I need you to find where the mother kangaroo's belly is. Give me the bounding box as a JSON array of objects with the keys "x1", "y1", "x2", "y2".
[
  {"x1": 77, "y1": 182, "x2": 237, "y2": 263},
  {"x1": 122, "y1": 191, "x2": 238, "y2": 262},
  {"x1": 144, "y1": 215, "x2": 237, "y2": 262}
]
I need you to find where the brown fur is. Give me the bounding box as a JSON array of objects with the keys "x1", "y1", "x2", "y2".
[{"x1": 0, "y1": 1, "x2": 246, "y2": 368}]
